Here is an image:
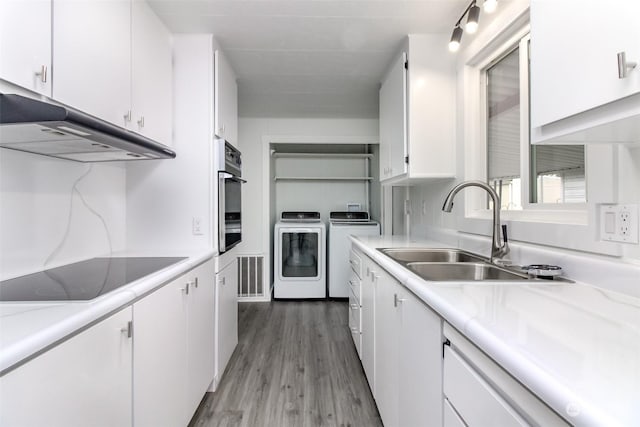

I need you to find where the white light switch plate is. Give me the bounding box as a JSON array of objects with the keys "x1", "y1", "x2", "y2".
[
  {"x1": 192, "y1": 217, "x2": 203, "y2": 235},
  {"x1": 599, "y1": 204, "x2": 639, "y2": 244}
]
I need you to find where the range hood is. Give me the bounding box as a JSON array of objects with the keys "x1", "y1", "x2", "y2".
[{"x1": 0, "y1": 94, "x2": 176, "y2": 162}]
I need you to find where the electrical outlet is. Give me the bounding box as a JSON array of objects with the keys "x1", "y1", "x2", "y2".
[
  {"x1": 600, "y1": 204, "x2": 638, "y2": 244},
  {"x1": 192, "y1": 217, "x2": 203, "y2": 235}
]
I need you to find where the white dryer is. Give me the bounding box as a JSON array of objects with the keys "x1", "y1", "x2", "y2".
[
  {"x1": 274, "y1": 212, "x2": 326, "y2": 299},
  {"x1": 328, "y1": 212, "x2": 380, "y2": 298}
]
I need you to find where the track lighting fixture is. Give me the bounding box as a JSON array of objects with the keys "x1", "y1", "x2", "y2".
[
  {"x1": 448, "y1": 0, "x2": 498, "y2": 52},
  {"x1": 448, "y1": 26, "x2": 463, "y2": 52},
  {"x1": 483, "y1": 0, "x2": 498, "y2": 13},
  {"x1": 465, "y1": 3, "x2": 480, "y2": 34}
]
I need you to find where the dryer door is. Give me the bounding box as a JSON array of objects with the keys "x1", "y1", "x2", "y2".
[{"x1": 278, "y1": 227, "x2": 321, "y2": 281}]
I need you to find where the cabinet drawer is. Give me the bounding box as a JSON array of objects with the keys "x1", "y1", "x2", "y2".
[
  {"x1": 444, "y1": 398, "x2": 466, "y2": 427},
  {"x1": 349, "y1": 289, "x2": 361, "y2": 357},
  {"x1": 443, "y1": 324, "x2": 569, "y2": 427},
  {"x1": 349, "y1": 249, "x2": 362, "y2": 279},
  {"x1": 348, "y1": 271, "x2": 361, "y2": 303},
  {"x1": 444, "y1": 345, "x2": 529, "y2": 427}
]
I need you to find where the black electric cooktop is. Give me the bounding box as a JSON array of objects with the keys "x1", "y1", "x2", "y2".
[{"x1": 0, "y1": 257, "x2": 186, "y2": 302}]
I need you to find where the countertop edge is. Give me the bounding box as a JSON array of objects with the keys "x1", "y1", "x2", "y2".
[{"x1": 0, "y1": 250, "x2": 215, "y2": 376}]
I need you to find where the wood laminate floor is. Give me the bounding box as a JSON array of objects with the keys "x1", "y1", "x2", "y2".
[{"x1": 189, "y1": 301, "x2": 383, "y2": 427}]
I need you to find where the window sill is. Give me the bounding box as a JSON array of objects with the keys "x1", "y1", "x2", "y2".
[{"x1": 466, "y1": 208, "x2": 588, "y2": 226}]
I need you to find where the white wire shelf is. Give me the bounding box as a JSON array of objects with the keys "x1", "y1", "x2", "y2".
[
  {"x1": 274, "y1": 176, "x2": 373, "y2": 181},
  {"x1": 272, "y1": 152, "x2": 373, "y2": 159}
]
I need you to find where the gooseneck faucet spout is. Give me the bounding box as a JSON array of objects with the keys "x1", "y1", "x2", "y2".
[{"x1": 442, "y1": 180, "x2": 509, "y2": 263}]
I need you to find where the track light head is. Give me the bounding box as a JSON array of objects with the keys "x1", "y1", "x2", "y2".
[
  {"x1": 449, "y1": 26, "x2": 463, "y2": 52},
  {"x1": 465, "y1": 4, "x2": 480, "y2": 34},
  {"x1": 483, "y1": 0, "x2": 498, "y2": 13}
]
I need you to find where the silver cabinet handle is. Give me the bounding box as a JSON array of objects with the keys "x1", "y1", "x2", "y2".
[
  {"x1": 120, "y1": 321, "x2": 133, "y2": 338},
  {"x1": 180, "y1": 283, "x2": 190, "y2": 295},
  {"x1": 350, "y1": 326, "x2": 358, "y2": 333},
  {"x1": 220, "y1": 277, "x2": 226, "y2": 286},
  {"x1": 617, "y1": 51, "x2": 637, "y2": 79},
  {"x1": 137, "y1": 116, "x2": 145, "y2": 128},
  {"x1": 348, "y1": 280, "x2": 356, "y2": 287},
  {"x1": 394, "y1": 293, "x2": 406, "y2": 307},
  {"x1": 194, "y1": 277, "x2": 199, "y2": 288},
  {"x1": 35, "y1": 65, "x2": 47, "y2": 83},
  {"x1": 123, "y1": 110, "x2": 132, "y2": 123},
  {"x1": 349, "y1": 303, "x2": 359, "y2": 310}
]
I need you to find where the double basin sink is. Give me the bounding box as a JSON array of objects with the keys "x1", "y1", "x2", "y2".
[{"x1": 378, "y1": 248, "x2": 533, "y2": 282}]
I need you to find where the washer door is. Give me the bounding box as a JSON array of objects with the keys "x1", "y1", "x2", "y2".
[{"x1": 278, "y1": 227, "x2": 321, "y2": 281}]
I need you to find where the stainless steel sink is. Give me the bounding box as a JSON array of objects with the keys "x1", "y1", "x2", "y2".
[
  {"x1": 406, "y1": 262, "x2": 530, "y2": 282},
  {"x1": 378, "y1": 248, "x2": 486, "y2": 264}
]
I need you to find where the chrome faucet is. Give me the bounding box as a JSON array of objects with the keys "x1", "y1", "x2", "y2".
[{"x1": 442, "y1": 180, "x2": 509, "y2": 263}]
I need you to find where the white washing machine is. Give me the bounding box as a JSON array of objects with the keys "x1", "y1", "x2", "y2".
[
  {"x1": 328, "y1": 212, "x2": 380, "y2": 298},
  {"x1": 274, "y1": 212, "x2": 326, "y2": 299}
]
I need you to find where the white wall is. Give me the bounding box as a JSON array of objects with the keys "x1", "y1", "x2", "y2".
[
  {"x1": 126, "y1": 35, "x2": 213, "y2": 254},
  {"x1": 0, "y1": 149, "x2": 126, "y2": 280},
  {"x1": 237, "y1": 117, "x2": 379, "y2": 260}
]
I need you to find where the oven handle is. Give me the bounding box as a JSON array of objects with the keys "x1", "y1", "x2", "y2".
[{"x1": 219, "y1": 172, "x2": 247, "y2": 183}]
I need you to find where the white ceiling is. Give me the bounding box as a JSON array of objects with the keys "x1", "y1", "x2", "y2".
[{"x1": 148, "y1": 0, "x2": 468, "y2": 118}]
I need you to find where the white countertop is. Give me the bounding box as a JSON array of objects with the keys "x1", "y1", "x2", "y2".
[
  {"x1": 0, "y1": 250, "x2": 215, "y2": 375},
  {"x1": 351, "y1": 235, "x2": 640, "y2": 427}
]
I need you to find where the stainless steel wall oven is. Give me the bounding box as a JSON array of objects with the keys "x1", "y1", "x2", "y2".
[{"x1": 214, "y1": 140, "x2": 245, "y2": 253}]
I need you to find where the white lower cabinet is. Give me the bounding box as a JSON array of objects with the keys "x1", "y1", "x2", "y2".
[
  {"x1": 214, "y1": 257, "x2": 238, "y2": 389},
  {"x1": 443, "y1": 323, "x2": 569, "y2": 427},
  {"x1": 0, "y1": 307, "x2": 133, "y2": 427},
  {"x1": 373, "y1": 264, "x2": 442, "y2": 427},
  {"x1": 186, "y1": 260, "x2": 216, "y2": 411},
  {"x1": 359, "y1": 252, "x2": 376, "y2": 392},
  {"x1": 134, "y1": 259, "x2": 215, "y2": 427}
]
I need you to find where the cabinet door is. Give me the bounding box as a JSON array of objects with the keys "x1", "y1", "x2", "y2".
[
  {"x1": 134, "y1": 277, "x2": 189, "y2": 427},
  {"x1": 374, "y1": 269, "x2": 401, "y2": 427},
  {"x1": 0, "y1": 307, "x2": 133, "y2": 427},
  {"x1": 214, "y1": 49, "x2": 238, "y2": 145},
  {"x1": 379, "y1": 51, "x2": 407, "y2": 181},
  {"x1": 0, "y1": 0, "x2": 51, "y2": 96},
  {"x1": 215, "y1": 258, "x2": 238, "y2": 384},
  {"x1": 186, "y1": 259, "x2": 215, "y2": 413},
  {"x1": 360, "y1": 257, "x2": 376, "y2": 392},
  {"x1": 131, "y1": 0, "x2": 172, "y2": 145},
  {"x1": 53, "y1": 0, "x2": 131, "y2": 126},
  {"x1": 531, "y1": 0, "x2": 640, "y2": 128},
  {"x1": 398, "y1": 288, "x2": 443, "y2": 427}
]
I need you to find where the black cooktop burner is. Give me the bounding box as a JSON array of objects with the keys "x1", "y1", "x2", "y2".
[{"x1": 0, "y1": 257, "x2": 186, "y2": 302}]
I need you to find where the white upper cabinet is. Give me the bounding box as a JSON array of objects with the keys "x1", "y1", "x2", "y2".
[
  {"x1": 379, "y1": 51, "x2": 408, "y2": 181},
  {"x1": 0, "y1": 0, "x2": 52, "y2": 96},
  {"x1": 378, "y1": 34, "x2": 456, "y2": 184},
  {"x1": 131, "y1": 0, "x2": 173, "y2": 145},
  {"x1": 214, "y1": 48, "x2": 238, "y2": 145},
  {"x1": 531, "y1": 0, "x2": 640, "y2": 144},
  {"x1": 53, "y1": 0, "x2": 132, "y2": 127},
  {"x1": 52, "y1": 0, "x2": 172, "y2": 142}
]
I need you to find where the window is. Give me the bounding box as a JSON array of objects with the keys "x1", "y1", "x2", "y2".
[{"x1": 484, "y1": 35, "x2": 585, "y2": 211}]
